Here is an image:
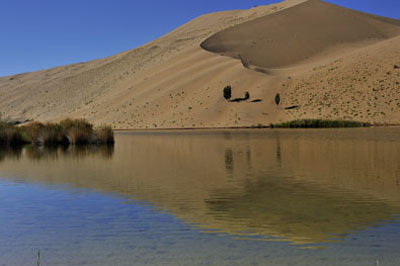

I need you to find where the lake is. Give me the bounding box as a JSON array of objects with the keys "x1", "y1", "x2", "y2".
[{"x1": 1, "y1": 128, "x2": 400, "y2": 265}]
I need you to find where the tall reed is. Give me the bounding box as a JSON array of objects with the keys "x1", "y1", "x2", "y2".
[{"x1": 1, "y1": 118, "x2": 114, "y2": 146}]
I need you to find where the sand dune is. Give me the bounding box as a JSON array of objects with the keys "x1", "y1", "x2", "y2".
[
  {"x1": 201, "y1": 0, "x2": 400, "y2": 69},
  {"x1": 0, "y1": 0, "x2": 399, "y2": 129}
]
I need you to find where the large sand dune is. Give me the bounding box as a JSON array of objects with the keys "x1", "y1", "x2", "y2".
[
  {"x1": 0, "y1": 0, "x2": 399, "y2": 129},
  {"x1": 201, "y1": 0, "x2": 400, "y2": 69}
]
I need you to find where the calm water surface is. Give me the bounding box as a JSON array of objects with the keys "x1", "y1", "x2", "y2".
[{"x1": 1, "y1": 128, "x2": 400, "y2": 265}]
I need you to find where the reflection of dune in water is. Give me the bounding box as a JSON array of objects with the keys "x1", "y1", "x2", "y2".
[
  {"x1": 0, "y1": 129, "x2": 399, "y2": 246},
  {"x1": 205, "y1": 176, "x2": 398, "y2": 245}
]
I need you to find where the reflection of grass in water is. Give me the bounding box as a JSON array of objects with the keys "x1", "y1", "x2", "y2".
[
  {"x1": 0, "y1": 144, "x2": 114, "y2": 162},
  {"x1": 0, "y1": 146, "x2": 23, "y2": 162},
  {"x1": 270, "y1": 119, "x2": 370, "y2": 128}
]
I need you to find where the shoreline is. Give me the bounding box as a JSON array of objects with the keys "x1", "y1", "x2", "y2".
[{"x1": 113, "y1": 124, "x2": 400, "y2": 132}]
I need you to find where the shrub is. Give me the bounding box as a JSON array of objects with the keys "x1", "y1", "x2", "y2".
[
  {"x1": 245, "y1": 92, "x2": 250, "y2": 100},
  {"x1": 223, "y1": 86, "x2": 232, "y2": 101},
  {"x1": 275, "y1": 93, "x2": 280, "y2": 107}
]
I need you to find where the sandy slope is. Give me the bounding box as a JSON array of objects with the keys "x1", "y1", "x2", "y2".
[
  {"x1": 0, "y1": 0, "x2": 399, "y2": 129},
  {"x1": 201, "y1": 0, "x2": 400, "y2": 69}
]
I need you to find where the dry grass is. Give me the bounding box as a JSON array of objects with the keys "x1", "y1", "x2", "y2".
[
  {"x1": 40, "y1": 123, "x2": 65, "y2": 145},
  {"x1": 0, "y1": 118, "x2": 25, "y2": 145},
  {"x1": 22, "y1": 122, "x2": 44, "y2": 144},
  {"x1": 94, "y1": 126, "x2": 115, "y2": 144},
  {"x1": 22, "y1": 122, "x2": 66, "y2": 145},
  {"x1": 0, "y1": 126, "x2": 24, "y2": 145},
  {"x1": 0, "y1": 118, "x2": 114, "y2": 146},
  {"x1": 60, "y1": 118, "x2": 93, "y2": 144}
]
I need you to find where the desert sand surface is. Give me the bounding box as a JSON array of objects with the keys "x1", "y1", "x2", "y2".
[
  {"x1": 201, "y1": 0, "x2": 400, "y2": 69},
  {"x1": 0, "y1": 0, "x2": 399, "y2": 129}
]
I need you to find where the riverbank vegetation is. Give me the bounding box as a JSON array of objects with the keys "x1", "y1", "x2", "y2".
[
  {"x1": 270, "y1": 119, "x2": 371, "y2": 128},
  {"x1": 0, "y1": 118, "x2": 114, "y2": 146}
]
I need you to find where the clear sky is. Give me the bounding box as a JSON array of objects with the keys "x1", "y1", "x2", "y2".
[{"x1": 0, "y1": 0, "x2": 399, "y2": 77}]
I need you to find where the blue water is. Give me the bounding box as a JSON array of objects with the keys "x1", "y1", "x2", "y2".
[{"x1": 1, "y1": 180, "x2": 399, "y2": 266}]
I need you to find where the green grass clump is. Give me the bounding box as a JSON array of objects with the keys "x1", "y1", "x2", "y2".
[{"x1": 270, "y1": 119, "x2": 370, "y2": 128}]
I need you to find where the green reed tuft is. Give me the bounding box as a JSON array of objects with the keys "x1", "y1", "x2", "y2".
[
  {"x1": 270, "y1": 119, "x2": 371, "y2": 128},
  {"x1": 37, "y1": 250, "x2": 40, "y2": 266}
]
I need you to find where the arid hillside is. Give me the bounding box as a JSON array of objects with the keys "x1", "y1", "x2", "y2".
[
  {"x1": 0, "y1": 0, "x2": 399, "y2": 129},
  {"x1": 201, "y1": 0, "x2": 400, "y2": 69}
]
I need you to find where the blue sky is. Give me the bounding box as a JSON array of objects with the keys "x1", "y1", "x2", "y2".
[{"x1": 0, "y1": 0, "x2": 399, "y2": 77}]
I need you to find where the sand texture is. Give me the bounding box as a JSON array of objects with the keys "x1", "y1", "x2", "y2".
[{"x1": 0, "y1": 0, "x2": 399, "y2": 129}]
